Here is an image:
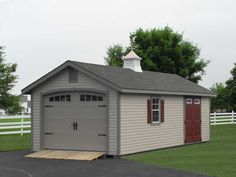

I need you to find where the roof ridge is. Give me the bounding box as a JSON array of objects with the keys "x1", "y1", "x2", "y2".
[
  {"x1": 69, "y1": 60, "x2": 178, "y2": 75},
  {"x1": 69, "y1": 60, "x2": 126, "y2": 70}
]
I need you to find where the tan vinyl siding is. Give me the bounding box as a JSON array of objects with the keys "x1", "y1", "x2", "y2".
[
  {"x1": 201, "y1": 97, "x2": 210, "y2": 142},
  {"x1": 31, "y1": 68, "x2": 118, "y2": 154},
  {"x1": 120, "y1": 94, "x2": 184, "y2": 155}
]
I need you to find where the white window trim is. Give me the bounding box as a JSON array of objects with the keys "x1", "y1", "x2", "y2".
[
  {"x1": 151, "y1": 97, "x2": 160, "y2": 123},
  {"x1": 186, "y1": 98, "x2": 193, "y2": 104},
  {"x1": 194, "y1": 98, "x2": 201, "y2": 104}
]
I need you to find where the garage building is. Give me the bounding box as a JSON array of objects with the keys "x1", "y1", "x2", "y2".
[{"x1": 22, "y1": 51, "x2": 215, "y2": 155}]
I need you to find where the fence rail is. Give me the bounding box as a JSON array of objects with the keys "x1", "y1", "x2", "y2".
[
  {"x1": 210, "y1": 111, "x2": 236, "y2": 125},
  {"x1": 0, "y1": 115, "x2": 31, "y2": 119},
  {"x1": 0, "y1": 111, "x2": 235, "y2": 135},
  {"x1": 0, "y1": 116, "x2": 31, "y2": 136}
]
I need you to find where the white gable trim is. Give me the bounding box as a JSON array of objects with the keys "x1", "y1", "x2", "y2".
[{"x1": 22, "y1": 61, "x2": 121, "y2": 94}]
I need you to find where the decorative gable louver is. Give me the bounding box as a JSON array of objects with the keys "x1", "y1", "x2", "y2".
[{"x1": 69, "y1": 67, "x2": 78, "y2": 83}]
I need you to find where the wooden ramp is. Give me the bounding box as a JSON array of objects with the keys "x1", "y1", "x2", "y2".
[{"x1": 25, "y1": 150, "x2": 105, "y2": 161}]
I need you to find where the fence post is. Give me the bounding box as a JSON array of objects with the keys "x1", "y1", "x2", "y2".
[
  {"x1": 214, "y1": 112, "x2": 216, "y2": 125},
  {"x1": 21, "y1": 118, "x2": 23, "y2": 136},
  {"x1": 232, "y1": 110, "x2": 235, "y2": 124}
]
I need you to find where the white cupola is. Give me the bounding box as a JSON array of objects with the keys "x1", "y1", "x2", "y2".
[{"x1": 122, "y1": 50, "x2": 143, "y2": 72}]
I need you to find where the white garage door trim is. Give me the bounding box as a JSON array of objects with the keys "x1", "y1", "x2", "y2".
[{"x1": 40, "y1": 89, "x2": 109, "y2": 153}]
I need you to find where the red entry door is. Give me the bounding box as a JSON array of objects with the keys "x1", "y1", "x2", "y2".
[{"x1": 185, "y1": 97, "x2": 201, "y2": 143}]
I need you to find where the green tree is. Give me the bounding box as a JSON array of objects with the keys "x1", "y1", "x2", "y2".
[
  {"x1": 104, "y1": 44, "x2": 129, "y2": 67},
  {"x1": 105, "y1": 26, "x2": 209, "y2": 83},
  {"x1": 210, "y1": 83, "x2": 229, "y2": 112},
  {"x1": 225, "y1": 63, "x2": 236, "y2": 111},
  {"x1": 0, "y1": 47, "x2": 22, "y2": 114}
]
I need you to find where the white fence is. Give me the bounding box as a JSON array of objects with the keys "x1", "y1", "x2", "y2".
[
  {"x1": 210, "y1": 111, "x2": 236, "y2": 125},
  {"x1": 0, "y1": 111, "x2": 235, "y2": 135},
  {"x1": 0, "y1": 115, "x2": 31, "y2": 135}
]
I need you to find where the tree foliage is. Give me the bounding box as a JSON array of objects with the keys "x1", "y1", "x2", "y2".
[
  {"x1": 104, "y1": 44, "x2": 129, "y2": 67},
  {"x1": 225, "y1": 63, "x2": 236, "y2": 111},
  {"x1": 105, "y1": 26, "x2": 209, "y2": 83},
  {"x1": 210, "y1": 83, "x2": 229, "y2": 112},
  {"x1": 211, "y1": 63, "x2": 236, "y2": 112},
  {"x1": 0, "y1": 47, "x2": 22, "y2": 114}
]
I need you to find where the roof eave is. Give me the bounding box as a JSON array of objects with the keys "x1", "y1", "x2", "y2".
[
  {"x1": 21, "y1": 61, "x2": 122, "y2": 94},
  {"x1": 22, "y1": 61, "x2": 72, "y2": 94},
  {"x1": 120, "y1": 89, "x2": 216, "y2": 97}
]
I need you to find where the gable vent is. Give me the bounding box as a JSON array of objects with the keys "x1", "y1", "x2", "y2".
[{"x1": 69, "y1": 67, "x2": 78, "y2": 83}]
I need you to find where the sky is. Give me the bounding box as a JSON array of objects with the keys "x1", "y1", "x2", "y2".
[{"x1": 0, "y1": 0, "x2": 235, "y2": 94}]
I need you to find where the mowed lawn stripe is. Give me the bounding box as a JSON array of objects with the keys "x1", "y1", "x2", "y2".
[
  {"x1": 0, "y1": 134, "x2": 31, "y2": 152},
  {"x1": 125, "y1": 125, "x2": 236, "y2": 177}
]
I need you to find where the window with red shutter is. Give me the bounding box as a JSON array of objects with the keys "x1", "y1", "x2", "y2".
[
  {"x1": 160, "y1": 99, "x2": 165, "y2": 123},
  {"x1": 147, "y1": 99, "x2": 152, "y2": 124},
  {"x1": 147, "y1": 97, "x2": 165, "y2": 124},
  {"x1": 152, "y1": 97, "x2": 160, "y2": 123}
]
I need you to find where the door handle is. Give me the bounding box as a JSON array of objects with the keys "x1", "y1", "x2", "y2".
[
  {"x1": 75, "y1": 122, "x2": 78, "y2": 130},
  {"x1": 72, "y1": 122, "x2": 75, "y2": 130},
  {"x1": 72, "y1": 122, "x2": 78, "y2": 131}
]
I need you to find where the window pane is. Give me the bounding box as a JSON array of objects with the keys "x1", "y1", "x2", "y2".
[
  {"x1": 152, "y1": 99, "x2": 156, "y2": 104},
  {"x1": 98, "y1": 96, "x2": 103, "y2": 101},
  {"x1": 153, "y1": 111, "x2": 159, "y2": 122},
  {"x1": 49, "y1": 97, "x2": 54, "y2": 102},
  {"x1": 194, "y1": 99, "x2": 200, "y2": 104},
  {"x1": 92, "y1": 95, "x2": 97, "y2": 101},
  {"x1": 55, "y1": 96, "x2": 59, "y2": 102},
  {"x1": 153, "y1": 104, "x2": 159, "y2": 109},
  {"x1": 80, "y1": 95, "x2": 85, "y2": 101},
  {"x1": 60, "y1": 95, "x2": 65, "y2": 101},
  {"x1": 86, "y1": 95, "x2": 91, "y2": 101},
  {"x1": 186, "y1": 98, "x2": 192, "y2": 104},
  {"x1": 66, "y1": 95, "x2": 71, "y2": 102},
  {"x1": 152, "y1": 98, "x2": 159, "y2": 104}
]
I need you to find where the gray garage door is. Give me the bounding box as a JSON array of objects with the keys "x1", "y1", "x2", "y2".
[{"x1": 43, "y1": 92, "x2": 107, "y2": 152}]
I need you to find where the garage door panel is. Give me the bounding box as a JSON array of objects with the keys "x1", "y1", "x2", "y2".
[
  {"x1": 45, "y1": 134, "x2": 106, "y2": 151},
  {"x1": 43, "y1": 92, "x2": 107, "y2": 152},
  {"x1": 44, "y1": 121, "x2": 74, "y2": 132}
]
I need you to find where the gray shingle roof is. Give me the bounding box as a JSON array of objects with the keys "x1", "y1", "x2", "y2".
[{"x1": 72, "y1": 61, "x2": 214, "y2": 95}]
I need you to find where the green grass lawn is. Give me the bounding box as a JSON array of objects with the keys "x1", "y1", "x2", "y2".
[
  {"x1": 0, "y1": 134, "x2": 31, "y2": 152},
  {"x1": 0, "y1": 118, "x2": 31, "y2": 123},
  {"x1": 125, "y1": 125, "x2": 236, "y2": 177},
  {"x1": 0, "y1": 118, "x2": 31, "y2": 151}
]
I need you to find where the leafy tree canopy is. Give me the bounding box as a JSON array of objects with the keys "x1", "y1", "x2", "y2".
[
  {"x1": 225, "y1": 63, "x2": 236, "y2": 111},
  {"x1": 105, "y1": 26, "x2": 209, "y2": 83},
  {"x1": 104, "y1": 44, "x2": 129, "y2": 67},
  {"x1": 211, "y1": 63, "x2": 236, "y2": 112},
  {"x1": 0, "y1": 47, "x2": 22, "y2": 114},
  {"x1": 210, "y1": 83, "x2": 229, "y2": 112}
]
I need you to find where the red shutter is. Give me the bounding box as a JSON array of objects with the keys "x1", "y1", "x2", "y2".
[
  {"x1": 147, "y1": 99, "x2": 152, "y2": 124},
  {"x1": 161, "y1": 99, "x2": 165, "y2": 123}
]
